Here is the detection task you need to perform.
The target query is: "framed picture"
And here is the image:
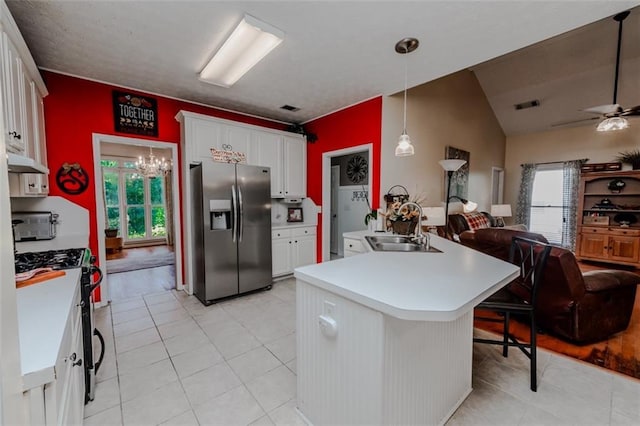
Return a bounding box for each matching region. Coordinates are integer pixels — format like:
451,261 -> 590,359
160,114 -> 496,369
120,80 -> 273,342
287,207 -> 304,223
445,146 -> 470,199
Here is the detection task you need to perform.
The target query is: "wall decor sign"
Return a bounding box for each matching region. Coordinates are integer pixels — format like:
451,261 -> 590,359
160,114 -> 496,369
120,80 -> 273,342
211,148 -> 247,164
56,162 -> 89,195
113,91 -> 158,137
445,146 -> 470,199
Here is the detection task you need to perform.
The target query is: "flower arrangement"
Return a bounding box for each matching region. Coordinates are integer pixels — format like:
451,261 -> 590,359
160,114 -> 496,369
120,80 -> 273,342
384,191 -> 427,235
616,150 -> 640,170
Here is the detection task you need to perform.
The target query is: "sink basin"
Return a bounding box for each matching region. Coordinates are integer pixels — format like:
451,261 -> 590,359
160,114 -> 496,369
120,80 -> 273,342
366,235 -> 414,244
365,236 -> 442,253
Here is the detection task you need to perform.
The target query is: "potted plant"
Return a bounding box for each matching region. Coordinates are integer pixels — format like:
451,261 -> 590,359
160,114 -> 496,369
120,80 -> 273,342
616,150 -> 640,170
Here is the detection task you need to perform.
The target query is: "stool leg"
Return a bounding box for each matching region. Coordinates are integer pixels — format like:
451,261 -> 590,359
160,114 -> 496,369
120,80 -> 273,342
503,312 -> 510,357
530,312 -> 537,392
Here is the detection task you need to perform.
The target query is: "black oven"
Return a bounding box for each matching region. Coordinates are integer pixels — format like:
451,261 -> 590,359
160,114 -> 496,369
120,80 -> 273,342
14,248 -> 105,403
81,254 -> 104,403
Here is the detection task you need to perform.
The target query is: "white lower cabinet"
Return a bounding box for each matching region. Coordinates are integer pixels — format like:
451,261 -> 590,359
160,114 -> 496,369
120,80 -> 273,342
25,287 -> 84,425
343,237 -> 364,257
272,226 -> 316,277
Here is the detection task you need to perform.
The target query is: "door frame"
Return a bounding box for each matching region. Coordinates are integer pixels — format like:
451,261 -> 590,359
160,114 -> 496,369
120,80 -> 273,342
321,143 -> 373,262
92,133 -> 183,305
330,165 -> 340,255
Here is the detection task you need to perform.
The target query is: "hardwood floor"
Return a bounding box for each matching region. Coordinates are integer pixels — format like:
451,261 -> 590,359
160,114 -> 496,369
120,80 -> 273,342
476,260 -> 640,378
106,244 -> 174,261
106,245 -> 176,301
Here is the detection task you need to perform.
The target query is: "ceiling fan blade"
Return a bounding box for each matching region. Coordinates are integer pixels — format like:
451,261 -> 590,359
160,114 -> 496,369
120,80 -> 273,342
581,104 -> 621,115
550,117 -> 600,128
620,105 -> 640,116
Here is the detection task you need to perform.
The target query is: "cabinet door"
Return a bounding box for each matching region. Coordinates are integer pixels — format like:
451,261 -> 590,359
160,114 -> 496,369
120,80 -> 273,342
283,136 -> 306,198
293,235 -> 316,268
191,118 -> 222,160
35,89 -> 49,195
272,237 -> 292,276
608,235 -> 639,263
221,124 -> 253,164
20,63 -> 35,157
3,34 -> 25,154
578,232 -> 608,258
254,132 -> 283,197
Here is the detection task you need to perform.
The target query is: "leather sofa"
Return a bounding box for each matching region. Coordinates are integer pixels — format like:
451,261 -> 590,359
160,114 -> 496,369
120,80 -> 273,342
447,211 -> 496,239
462,228 -> 639,343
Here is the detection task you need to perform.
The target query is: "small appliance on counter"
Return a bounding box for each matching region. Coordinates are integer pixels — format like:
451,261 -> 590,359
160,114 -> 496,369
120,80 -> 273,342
11,211 -> 59,241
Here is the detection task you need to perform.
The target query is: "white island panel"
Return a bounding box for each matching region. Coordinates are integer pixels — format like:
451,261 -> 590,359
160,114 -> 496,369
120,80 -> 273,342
294,233 -> 519,425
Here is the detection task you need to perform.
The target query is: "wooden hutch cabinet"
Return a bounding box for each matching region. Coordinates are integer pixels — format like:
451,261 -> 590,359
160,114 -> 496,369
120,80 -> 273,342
575,170 -> 640,267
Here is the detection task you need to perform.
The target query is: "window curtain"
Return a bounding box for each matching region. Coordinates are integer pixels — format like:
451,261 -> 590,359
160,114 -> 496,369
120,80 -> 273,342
164,170 -> 174,246
515,163 -> 537,228
561,159 -> 587,250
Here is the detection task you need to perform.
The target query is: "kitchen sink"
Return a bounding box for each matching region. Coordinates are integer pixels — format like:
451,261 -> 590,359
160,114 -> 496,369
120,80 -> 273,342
365,236 -> 442,253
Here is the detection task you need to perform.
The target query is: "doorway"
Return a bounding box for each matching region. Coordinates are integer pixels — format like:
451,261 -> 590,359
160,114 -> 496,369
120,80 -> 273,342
92,134 -> 182,304
322,144 -> 373,262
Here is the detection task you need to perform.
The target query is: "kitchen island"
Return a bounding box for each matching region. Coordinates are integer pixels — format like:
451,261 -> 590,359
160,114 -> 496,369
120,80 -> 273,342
293,233 -> 519,425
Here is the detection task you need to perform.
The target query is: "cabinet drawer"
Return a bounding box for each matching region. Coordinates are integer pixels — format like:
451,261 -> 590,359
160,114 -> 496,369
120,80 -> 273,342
272,229 -> 292,239
582,227 -> 609,234
291,226 -> 316,237
608,228 -> 640,237
344,238 -> 363,252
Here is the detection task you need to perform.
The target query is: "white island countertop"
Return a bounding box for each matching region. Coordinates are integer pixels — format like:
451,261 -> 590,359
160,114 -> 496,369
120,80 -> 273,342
294,233 -> 519,322
17,269 -> 81,390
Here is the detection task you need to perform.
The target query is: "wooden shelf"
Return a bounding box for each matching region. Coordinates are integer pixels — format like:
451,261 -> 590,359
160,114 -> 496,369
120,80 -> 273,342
583,209 -> 640,213
576,170 -> 640,268
584,192 -> 640,196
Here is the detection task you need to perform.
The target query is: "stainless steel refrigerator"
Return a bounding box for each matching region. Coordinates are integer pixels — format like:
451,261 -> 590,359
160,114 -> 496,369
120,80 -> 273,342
190,162 -> 272,305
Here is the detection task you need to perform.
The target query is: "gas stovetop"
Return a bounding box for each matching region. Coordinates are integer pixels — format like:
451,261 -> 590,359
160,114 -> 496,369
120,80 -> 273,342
15,248 -> 87,273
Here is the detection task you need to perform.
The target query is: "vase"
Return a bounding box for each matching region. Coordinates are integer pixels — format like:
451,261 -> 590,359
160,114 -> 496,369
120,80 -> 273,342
391,219 -> 417,235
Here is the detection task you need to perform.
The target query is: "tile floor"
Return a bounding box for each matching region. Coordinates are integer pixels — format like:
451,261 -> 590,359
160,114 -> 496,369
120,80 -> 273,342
85,278 -> 640,426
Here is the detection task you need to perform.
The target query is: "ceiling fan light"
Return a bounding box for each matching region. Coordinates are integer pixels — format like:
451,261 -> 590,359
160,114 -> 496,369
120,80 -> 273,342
597,116 -> 629,132
395,133 -> 414,156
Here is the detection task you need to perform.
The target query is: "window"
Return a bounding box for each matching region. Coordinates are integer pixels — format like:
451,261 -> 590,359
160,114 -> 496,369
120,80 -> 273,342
101,158 -> 166,243
530,167 -> 563,244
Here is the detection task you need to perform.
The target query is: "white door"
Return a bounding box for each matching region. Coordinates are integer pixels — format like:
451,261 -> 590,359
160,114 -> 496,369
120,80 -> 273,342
330,165 -> 339,254
254,132 -> 283,197
283,136 -> 306,198
272,238 -> 292,276
294,235 -> 316,268
337,186 -> 369,256
222,124 -> 253,164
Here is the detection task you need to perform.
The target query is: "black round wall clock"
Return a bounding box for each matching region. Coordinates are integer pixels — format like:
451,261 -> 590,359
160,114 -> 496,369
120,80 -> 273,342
346,155 -> 367,184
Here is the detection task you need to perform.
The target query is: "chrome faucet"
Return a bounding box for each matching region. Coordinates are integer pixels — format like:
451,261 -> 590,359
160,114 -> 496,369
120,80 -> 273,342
397,202 -> 429,248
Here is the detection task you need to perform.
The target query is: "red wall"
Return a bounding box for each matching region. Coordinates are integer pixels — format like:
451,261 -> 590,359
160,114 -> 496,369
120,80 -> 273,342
42,71 -> 286,299
304,97 -> 382,259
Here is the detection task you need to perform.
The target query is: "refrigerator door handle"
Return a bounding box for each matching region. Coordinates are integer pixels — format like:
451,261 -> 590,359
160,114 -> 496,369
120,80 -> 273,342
231,184 -> 238,243
238,185 -> 244,242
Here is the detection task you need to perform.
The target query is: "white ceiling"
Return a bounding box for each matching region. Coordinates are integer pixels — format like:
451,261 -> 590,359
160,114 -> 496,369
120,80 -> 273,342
6,1 -> 640,135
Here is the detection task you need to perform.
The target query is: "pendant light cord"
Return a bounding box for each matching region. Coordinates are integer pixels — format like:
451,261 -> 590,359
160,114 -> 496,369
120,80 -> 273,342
403,50 -> 408,134
613,15 -> 623,105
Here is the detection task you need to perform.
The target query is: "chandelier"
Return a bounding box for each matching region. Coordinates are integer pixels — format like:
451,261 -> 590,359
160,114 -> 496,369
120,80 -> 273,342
135,147 -> 170,177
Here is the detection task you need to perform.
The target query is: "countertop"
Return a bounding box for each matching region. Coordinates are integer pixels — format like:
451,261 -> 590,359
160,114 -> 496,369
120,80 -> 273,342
17,269 -> 81,390
294,232 -> 519,322
272,222 -> 316,230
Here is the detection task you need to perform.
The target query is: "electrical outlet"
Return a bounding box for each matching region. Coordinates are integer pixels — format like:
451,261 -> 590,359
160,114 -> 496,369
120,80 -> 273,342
324,301 -> 336,316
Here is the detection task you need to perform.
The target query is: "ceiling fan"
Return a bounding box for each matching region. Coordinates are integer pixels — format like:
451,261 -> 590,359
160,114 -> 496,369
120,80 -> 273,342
583,10 -> 639,131
553,10 -> 640,130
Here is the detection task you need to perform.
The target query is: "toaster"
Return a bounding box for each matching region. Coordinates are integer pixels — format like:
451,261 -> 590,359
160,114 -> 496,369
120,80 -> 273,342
12,211 -> 59,241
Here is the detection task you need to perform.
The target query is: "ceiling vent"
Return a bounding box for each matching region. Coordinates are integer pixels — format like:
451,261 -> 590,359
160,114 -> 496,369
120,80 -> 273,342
514,100 -> 540,110
280,104 -> 300,112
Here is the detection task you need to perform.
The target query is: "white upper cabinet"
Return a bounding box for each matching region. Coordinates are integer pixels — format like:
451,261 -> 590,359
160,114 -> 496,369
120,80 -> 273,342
253,131 -> 283,197
177,111 -> 307,199
2,1 -> 49,197
283,135 -> 306,198
3,33 -> 24,154
221,124 -> 254,164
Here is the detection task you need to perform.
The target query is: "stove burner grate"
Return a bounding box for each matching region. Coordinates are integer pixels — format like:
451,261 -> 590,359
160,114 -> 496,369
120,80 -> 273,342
15,248 -> 86,273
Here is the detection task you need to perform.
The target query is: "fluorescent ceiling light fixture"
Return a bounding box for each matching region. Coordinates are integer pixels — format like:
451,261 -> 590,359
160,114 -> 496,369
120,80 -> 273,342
200,14 -> 284,88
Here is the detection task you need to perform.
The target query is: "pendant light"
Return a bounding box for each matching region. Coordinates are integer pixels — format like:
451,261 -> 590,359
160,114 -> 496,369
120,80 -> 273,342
394,37 -> 419,157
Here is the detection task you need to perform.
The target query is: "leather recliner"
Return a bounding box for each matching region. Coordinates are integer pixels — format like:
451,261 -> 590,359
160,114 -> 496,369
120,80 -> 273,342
461,228 -> 639,343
